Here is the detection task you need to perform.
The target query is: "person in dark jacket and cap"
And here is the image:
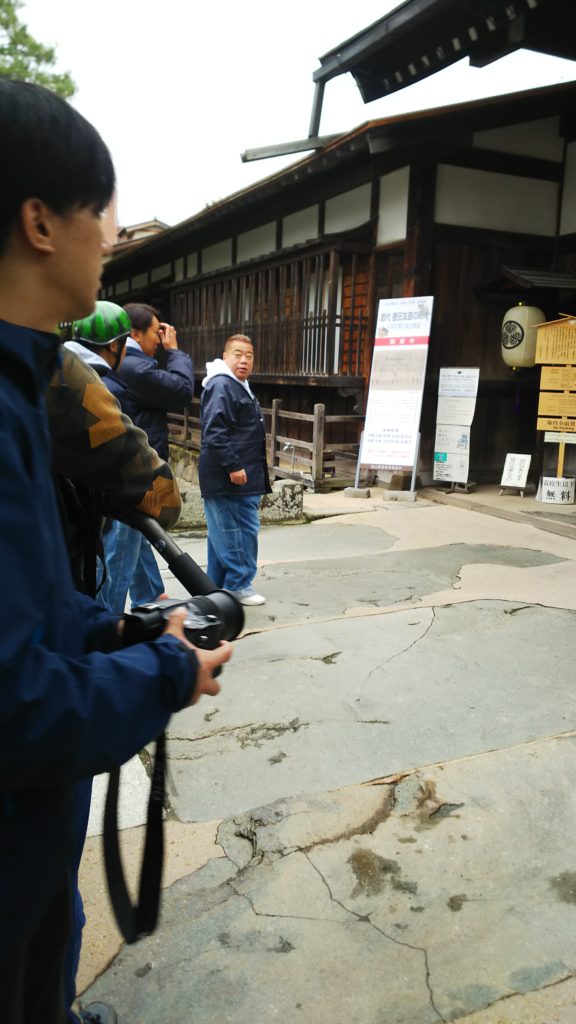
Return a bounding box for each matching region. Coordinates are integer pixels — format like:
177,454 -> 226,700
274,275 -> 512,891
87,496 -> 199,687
0,78 -> 231,1024
199,334 -> 272,606
66,300 -> 171,614
65,299 -> 131,405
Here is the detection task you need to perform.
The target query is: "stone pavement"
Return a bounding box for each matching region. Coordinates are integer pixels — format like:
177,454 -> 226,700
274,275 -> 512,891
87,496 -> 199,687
79,489 -> 576,1023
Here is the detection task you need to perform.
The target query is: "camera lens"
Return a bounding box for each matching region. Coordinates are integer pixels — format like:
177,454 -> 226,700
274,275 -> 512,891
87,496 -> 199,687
188,591 -> 244,641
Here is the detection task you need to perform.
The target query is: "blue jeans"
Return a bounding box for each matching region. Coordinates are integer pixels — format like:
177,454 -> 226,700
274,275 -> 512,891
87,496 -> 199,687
96,519 -> 165,615
204,495 -> 261,592
65,780 -> 92,1021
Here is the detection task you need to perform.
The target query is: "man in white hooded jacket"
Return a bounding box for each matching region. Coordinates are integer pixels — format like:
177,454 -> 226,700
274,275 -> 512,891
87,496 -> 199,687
198,334 -> 271,606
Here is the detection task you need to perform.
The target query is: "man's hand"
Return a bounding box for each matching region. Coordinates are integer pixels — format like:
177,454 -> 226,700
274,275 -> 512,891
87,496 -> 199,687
229,469 -> 247,485
159,322 -> 178,350
163,608 -> 232,704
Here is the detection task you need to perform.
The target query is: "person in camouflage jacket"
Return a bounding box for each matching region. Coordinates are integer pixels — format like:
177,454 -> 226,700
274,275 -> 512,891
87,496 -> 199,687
47,344 -> 181,530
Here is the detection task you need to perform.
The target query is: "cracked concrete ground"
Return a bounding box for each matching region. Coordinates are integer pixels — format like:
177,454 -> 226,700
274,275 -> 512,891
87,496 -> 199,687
80,495 -> 576,1022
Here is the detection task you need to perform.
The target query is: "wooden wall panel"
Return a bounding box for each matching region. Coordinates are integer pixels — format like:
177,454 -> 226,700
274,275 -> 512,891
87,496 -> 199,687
430,240 -> 525,379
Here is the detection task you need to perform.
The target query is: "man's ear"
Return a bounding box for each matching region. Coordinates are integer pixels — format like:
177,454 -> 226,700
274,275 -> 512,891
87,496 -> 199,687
20,198 -> 57,253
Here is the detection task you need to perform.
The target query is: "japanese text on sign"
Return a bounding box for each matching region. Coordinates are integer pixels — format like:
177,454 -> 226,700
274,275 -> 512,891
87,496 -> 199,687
362,296 -> 433,469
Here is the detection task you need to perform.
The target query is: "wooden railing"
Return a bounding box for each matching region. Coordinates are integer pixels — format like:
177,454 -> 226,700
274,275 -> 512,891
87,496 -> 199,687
169,398 -> 202,451
175,312 -> 367,378
167,399 -> 364,491
267,400 -> 363,489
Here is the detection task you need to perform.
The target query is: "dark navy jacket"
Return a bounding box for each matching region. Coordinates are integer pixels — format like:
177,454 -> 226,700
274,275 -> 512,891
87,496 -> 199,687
96,362 -> 127,405
83,355 -> 137,425
118,343 -> 194,460
0,320 -> 197,959
198,372 -> 272,498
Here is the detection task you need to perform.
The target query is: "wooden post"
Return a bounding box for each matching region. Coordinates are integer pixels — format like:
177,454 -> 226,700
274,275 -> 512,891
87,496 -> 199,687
270,398 -> 281,474
403,160 -> 436,298
312,403 -> 325,490
558,381 -> 570,477
557,441 -> 566,478
326,250 -> 339,374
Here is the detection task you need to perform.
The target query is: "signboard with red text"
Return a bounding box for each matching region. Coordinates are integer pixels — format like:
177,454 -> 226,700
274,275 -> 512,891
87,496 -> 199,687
361,296 -> 433,469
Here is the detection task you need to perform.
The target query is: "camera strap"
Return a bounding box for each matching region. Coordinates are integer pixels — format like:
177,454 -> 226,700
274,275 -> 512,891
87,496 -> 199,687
103,732 -> 166,944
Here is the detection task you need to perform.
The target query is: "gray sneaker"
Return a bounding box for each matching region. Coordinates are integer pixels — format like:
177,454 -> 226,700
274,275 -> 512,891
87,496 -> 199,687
234,587 -> 266,606
78,1003 -> 118,1024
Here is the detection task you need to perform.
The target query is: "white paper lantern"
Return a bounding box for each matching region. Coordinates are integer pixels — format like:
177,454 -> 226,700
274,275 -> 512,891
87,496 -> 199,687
501,304 -> 545,368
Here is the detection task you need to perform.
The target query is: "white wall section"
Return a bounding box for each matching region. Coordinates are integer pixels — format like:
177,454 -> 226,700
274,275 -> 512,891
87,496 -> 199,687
435,164 -> 558,235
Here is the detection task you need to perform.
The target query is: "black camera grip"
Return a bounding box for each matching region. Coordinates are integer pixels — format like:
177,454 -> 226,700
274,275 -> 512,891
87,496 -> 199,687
165,550 -> 214,596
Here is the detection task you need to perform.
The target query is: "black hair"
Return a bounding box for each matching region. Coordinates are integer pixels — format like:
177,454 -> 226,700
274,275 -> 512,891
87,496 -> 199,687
0,78 -> 115,254
81,336 -> 127,371
224,334 -> 253,350
123,303 -> 160,332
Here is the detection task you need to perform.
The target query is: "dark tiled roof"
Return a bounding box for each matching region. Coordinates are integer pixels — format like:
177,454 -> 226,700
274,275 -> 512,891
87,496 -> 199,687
489,266 -> 576,292
316,0 -> 576,101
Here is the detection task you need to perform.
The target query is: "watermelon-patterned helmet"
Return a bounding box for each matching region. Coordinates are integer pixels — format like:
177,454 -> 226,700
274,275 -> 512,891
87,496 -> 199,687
73,300 -> 131,346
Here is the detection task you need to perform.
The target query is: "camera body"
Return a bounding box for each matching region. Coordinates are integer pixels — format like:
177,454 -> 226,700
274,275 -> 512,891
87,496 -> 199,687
123,592 -> 244,651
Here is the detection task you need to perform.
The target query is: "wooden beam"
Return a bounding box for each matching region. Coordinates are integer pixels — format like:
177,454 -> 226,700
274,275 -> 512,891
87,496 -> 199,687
403,160 -> 436,298
241,133 -> 340,163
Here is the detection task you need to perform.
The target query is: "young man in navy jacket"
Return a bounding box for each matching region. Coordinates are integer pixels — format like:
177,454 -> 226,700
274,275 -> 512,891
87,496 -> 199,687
120,302 -> 194,463
0,79 -> 231,1024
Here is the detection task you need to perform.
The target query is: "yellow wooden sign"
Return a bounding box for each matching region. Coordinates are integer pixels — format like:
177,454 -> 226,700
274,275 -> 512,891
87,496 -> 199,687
540,366 -> 576,391
537,416 -> 576,432
536,318 -> 576,365
538,392 -> 576,417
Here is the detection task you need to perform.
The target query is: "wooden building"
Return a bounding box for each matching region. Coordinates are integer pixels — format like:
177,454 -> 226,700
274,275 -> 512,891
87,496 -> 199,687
101,78 -> 576,482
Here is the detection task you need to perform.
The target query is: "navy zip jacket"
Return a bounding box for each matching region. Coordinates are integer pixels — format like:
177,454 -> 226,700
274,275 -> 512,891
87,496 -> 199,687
0,320 -> 197,959
65,341 -> 130,407
93,360 -> 127,404
118,343 -> 194,460
198,371 -> 272,498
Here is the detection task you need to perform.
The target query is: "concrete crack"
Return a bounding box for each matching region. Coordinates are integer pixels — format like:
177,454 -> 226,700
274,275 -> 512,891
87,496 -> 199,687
301,787 -> 396,852
385,607 -> 437,666
229,883 -> 343,925
447,970 -> 576,1022
218,789 -> 396,872
236,719 -> 304,750
168,718 -> 306,748
363,728 -> 576,788
365,608 -> 436,682
169,724 -> 257,743
303,851 -> 446,1022
261,652 -> 342,664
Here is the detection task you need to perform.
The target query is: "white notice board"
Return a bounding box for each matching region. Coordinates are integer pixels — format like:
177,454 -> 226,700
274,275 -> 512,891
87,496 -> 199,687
500,453 -> 531,489
433,367 -> 479,483
361,296 -> 434,469
434,424 -> 470,453
438,367 -> 480,397
544,432 -> 576,445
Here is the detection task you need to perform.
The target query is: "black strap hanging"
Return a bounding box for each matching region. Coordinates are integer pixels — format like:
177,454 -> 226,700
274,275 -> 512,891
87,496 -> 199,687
103,733 -> 166,943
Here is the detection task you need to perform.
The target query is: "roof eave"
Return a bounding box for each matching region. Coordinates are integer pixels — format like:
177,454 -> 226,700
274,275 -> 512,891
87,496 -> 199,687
104,79 -> 576,275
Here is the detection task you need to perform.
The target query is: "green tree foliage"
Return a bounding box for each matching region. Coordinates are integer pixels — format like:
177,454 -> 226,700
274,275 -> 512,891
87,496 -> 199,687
0,0 -> 75,98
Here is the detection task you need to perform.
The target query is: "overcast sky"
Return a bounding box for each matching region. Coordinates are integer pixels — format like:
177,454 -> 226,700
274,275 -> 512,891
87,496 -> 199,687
21,0 -> 576,229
